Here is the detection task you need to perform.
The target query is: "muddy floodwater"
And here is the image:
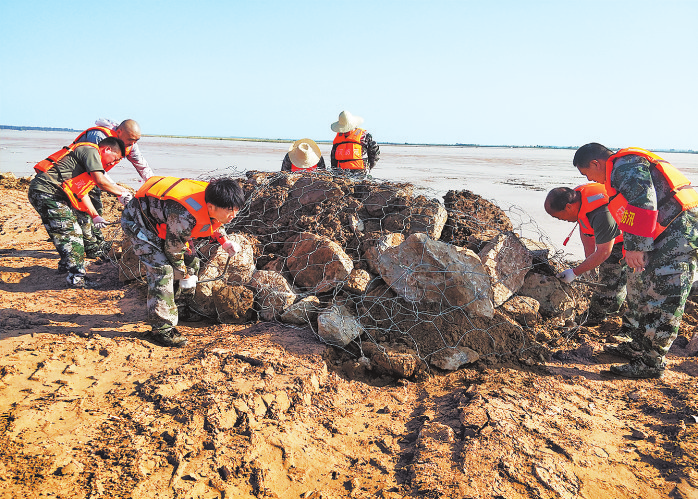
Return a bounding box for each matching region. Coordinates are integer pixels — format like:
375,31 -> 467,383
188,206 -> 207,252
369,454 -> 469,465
3,129 -> 697,259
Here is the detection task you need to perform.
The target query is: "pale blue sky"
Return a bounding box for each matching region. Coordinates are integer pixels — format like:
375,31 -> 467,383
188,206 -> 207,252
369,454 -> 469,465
1,0 -> 696,149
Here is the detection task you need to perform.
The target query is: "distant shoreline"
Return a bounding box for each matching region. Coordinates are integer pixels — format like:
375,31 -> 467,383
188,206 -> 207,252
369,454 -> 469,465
2,125 -> 695,154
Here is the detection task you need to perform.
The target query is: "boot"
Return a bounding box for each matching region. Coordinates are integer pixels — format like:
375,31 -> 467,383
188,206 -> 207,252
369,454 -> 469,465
149,327 -> 188,348
610,359 -> 665,379
604,341 -> 642,360
179,306 -> 205,322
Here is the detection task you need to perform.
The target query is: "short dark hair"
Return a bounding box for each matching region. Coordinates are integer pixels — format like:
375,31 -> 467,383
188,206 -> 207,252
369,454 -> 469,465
99,136 -> 126,157
205,177 -> 245,210
573,142 -> 613,168
545,187 -> 580,213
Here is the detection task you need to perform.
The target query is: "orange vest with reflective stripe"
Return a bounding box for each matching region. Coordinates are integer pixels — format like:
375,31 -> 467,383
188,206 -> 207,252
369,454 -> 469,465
333,129 -> 365,170
575,183 -> 623,245
136,176 -> 221,239
605,148 -> 698,239
33,142 -> 101,213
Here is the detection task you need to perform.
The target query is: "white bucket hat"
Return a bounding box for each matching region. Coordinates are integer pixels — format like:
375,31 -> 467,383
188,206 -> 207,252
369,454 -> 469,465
288,138 -> 322,169
331,110 -> 364,133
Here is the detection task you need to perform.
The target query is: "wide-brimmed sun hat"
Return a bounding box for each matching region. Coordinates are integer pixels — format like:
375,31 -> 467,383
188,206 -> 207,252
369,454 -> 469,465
331,110 -> 364,133
288,138 -> 322,169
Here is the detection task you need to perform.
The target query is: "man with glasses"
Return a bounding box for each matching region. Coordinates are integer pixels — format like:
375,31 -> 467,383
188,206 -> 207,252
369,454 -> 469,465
28,137 -> 131,288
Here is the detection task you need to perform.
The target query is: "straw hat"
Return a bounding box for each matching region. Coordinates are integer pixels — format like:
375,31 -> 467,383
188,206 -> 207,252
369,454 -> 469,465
331,110 -> 364,133
288,138 -> 322,169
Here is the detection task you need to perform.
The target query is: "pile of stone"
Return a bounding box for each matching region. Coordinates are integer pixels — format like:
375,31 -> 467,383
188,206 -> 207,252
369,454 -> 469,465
117,171 -> 584,376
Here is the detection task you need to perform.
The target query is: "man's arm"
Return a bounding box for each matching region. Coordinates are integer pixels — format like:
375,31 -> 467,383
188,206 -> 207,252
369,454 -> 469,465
363,132 -> 380,169
126,143 -> 154,181
90,171 -> 127,197
163,204 -> 199,276
580,232 -> 597,258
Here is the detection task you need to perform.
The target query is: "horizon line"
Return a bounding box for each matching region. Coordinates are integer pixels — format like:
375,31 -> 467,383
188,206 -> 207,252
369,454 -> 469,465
1,125 -> 696,154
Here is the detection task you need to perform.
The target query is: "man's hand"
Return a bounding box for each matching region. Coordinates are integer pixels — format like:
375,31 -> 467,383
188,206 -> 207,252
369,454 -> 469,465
556,268 -> 577,283
222,239 -> 242,256
118,191 -> 134,206
624,250 -> 647,272
92,215 -> 108,229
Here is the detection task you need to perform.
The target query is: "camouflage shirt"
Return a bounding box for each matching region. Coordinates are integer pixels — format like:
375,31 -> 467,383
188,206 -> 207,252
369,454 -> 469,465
610,154 -> 696,252
29,145 -> 105,198
126,196 -> 219,275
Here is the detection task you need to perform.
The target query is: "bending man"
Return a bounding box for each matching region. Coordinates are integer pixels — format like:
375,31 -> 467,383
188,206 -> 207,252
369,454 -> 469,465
574,143 -> 698,378
545,183 -> 626,325
121,176 -> 245,347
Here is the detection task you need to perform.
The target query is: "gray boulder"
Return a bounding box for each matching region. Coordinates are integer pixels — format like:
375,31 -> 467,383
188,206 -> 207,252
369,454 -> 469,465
317,303 -> 363,346
479,232 -> 533,307
248,270 -> 298,321
377,233 -> 494,318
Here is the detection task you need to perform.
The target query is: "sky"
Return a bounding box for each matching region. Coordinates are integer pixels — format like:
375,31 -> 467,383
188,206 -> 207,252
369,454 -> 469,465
1,0 -> 697,150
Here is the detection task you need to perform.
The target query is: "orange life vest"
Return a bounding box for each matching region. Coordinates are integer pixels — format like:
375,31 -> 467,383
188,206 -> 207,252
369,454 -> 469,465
73,126 -> 133,156
605,147 -> 698,239
136,176 -> 221,240
333,129 -> 365,170
33,142 -> 101,214
291,163 -> 319,172
575,182 -> 623,245
60,125 -> 136,209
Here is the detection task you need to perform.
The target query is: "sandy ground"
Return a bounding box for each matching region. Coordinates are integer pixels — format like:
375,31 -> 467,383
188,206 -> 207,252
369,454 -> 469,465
1,178 -> 698,499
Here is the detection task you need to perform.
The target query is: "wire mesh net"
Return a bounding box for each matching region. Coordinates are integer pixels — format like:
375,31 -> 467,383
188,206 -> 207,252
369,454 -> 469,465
105,167 -> 591,372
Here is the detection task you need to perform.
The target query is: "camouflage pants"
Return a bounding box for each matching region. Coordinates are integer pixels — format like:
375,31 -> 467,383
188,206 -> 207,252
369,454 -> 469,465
76,187 -> 104,256
588,243 -> 627,317
121,209 -> 199,330
625,210 -> 698,367
28,189 -> 88,277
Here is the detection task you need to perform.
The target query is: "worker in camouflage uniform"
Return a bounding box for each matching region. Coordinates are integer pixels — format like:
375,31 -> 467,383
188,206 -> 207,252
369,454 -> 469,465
574,143 -> 698,378
121,176 -> 245,347
28,137 -> 130,288
545,183 -> 627,325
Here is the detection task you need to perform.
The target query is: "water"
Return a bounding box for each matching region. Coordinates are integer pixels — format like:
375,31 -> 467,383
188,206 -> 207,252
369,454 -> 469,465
3,129 -> 698,260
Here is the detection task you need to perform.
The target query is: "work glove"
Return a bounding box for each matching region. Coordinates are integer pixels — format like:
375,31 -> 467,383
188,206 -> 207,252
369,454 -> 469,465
179,275 -> 198,289
118,191 -> 134,206
92,215 -> 108,229
221,239 -> 242,256
556,269 -> 577,283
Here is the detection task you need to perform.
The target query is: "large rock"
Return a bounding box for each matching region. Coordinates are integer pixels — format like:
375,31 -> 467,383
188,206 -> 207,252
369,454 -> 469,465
247,270 -> 298,321
362,342 -> 425,378
479,232 -> 533,307
212,285 -> 255,323
317,303 -> 363,346
500,295 -> 541,326
429,347 -> 480,370
363,232 -> 405,274
377,233 -> 494,318
284,232 -> 354,293
405,197 -> 448,240
280,296 -> 322,325
518,273 -> 575,319
288,177 -> 344,206
198,233 -> 256,285
362,185 -> 411,217
343,269 -> 373,295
